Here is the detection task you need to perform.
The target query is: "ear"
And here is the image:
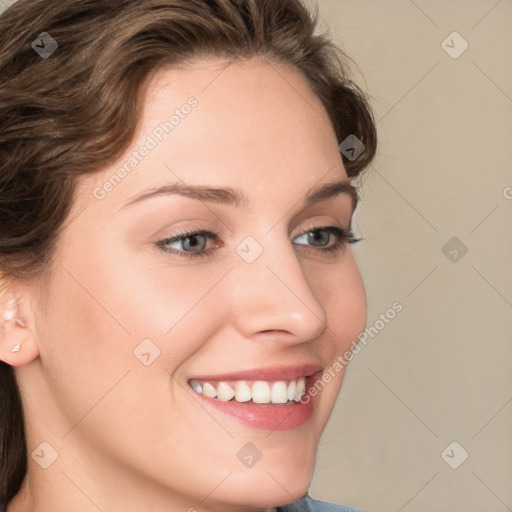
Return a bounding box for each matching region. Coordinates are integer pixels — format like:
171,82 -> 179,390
0,288 -> 39,366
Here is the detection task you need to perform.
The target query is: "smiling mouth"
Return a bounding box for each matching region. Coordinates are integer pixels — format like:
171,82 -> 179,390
188,377 -> 309,405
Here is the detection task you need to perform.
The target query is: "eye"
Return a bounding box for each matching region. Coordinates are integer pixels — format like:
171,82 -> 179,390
156,229 -> 220,259
155,226 -> 360,261
293,226 -> 360,254
295,229 -> 331,247
172,234 -> 207,252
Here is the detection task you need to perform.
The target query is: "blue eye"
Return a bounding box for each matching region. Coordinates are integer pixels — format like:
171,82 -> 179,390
293,227 -> 360,253
294,229 -> 331,247
168,234 -> 207,252
156,229 -> 219,259
156,226 -> 361,260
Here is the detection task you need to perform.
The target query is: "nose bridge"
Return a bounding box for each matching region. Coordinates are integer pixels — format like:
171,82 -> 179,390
229,233 -> 327,341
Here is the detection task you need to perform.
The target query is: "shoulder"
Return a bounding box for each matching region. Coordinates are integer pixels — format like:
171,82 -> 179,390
277,493 -> 370,512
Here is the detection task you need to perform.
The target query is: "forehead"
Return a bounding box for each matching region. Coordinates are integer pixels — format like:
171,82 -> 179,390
81,57 -> 349,211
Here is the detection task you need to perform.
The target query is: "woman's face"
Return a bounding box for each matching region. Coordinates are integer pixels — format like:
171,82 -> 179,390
26,58 -> 366,511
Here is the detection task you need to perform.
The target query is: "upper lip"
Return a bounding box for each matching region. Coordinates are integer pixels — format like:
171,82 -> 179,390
189,363 -> 323,382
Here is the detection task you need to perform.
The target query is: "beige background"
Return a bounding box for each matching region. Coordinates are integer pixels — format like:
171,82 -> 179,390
310,1 -> 512,511
1,0 -> 510,511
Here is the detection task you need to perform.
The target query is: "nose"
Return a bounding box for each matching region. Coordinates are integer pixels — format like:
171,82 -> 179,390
228,233 -> 328,344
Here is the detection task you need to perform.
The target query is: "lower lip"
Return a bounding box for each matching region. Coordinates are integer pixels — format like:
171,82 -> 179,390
191,375 -> 320,431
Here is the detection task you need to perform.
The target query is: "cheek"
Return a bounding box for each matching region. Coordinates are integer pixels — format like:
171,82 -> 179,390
99,254 -> 232,369
307,253 -> 367,350
36,253 -> 225,453
40,231 -> 230,399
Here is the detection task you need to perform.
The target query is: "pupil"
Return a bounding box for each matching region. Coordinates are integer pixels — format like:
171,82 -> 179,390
309,230 -> 329,246
185,235 -> 204,251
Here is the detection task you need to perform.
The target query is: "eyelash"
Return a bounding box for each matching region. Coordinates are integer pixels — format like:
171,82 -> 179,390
156,226 -> 362,260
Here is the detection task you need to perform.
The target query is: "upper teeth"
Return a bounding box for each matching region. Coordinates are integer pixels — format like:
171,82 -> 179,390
189,378 -> 307,404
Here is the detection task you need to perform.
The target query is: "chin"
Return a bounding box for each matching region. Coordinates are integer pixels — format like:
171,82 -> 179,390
220,474 -> 312,511
215,446 -> 316,509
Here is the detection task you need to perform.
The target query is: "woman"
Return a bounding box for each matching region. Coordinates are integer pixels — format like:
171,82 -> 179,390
0,0 -> 377,510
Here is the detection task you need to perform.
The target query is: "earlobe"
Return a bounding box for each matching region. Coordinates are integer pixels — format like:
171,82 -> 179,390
0,291 -> 39,366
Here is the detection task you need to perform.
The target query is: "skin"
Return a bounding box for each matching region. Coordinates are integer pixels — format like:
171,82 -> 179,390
1,57 -> 367,512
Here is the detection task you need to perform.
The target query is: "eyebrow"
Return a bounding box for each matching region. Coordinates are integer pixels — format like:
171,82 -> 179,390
118,179 -> 358,212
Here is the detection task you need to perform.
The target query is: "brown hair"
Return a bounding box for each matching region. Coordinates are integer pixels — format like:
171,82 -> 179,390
0,0 -> 377,506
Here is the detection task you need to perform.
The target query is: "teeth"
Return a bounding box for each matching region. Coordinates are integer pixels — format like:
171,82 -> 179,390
217,382 -> 235,402
252,381 -> 271,403
295,377 -> 306,402
287,380 -> 296,401
234,381 -> 252,402
271,381 -> 288,404
189,376 -> 311,404
202,382 -> 217,398
189,379 -> 202,394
